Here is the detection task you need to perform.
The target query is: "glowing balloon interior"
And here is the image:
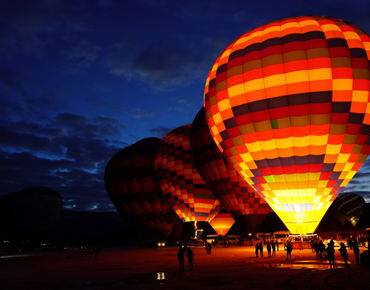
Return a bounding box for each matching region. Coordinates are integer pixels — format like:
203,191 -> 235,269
209,209 -> 235,236
204,16 -> 370,234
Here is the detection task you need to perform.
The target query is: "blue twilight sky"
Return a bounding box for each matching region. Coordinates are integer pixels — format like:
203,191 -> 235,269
1,0 -> 370,211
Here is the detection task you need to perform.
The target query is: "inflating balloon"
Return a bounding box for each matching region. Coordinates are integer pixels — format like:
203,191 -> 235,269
209,208 -> 235,236
104,138 -> 181,240
190,108 -> 271,234
0,187 -> 63,233
155,124 -> 222,223
336,193 -> 365,226
204,16 -> 370,234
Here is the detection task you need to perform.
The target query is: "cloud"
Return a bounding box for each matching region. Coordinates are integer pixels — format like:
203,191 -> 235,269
0,0 -> 95,53
132,108 -> 155,118
62,40 -> 101,74
0,149 -> 116,211
0,110 -> 129,211
0,67 -> 25,94
150,126 -> 174,138
107,36 -> 228,90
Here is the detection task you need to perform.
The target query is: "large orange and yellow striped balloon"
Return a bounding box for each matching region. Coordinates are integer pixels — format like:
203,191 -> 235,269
204,16 -> 370,234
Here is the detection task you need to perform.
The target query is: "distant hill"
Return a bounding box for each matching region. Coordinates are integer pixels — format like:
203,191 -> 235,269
47,210 -> 136,246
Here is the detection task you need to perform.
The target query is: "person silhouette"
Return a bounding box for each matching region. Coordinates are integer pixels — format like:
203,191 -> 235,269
286,242 -> 292,260
338,242 -> 349,269
177,246 -> 185,272
271,241 -> 276,257
352,239 -> 361,266
255,242 -> 259,257
187,247 -> 194,271
259,241 -> 263,257
267,242 -> 271,257
326,243 -> 335,269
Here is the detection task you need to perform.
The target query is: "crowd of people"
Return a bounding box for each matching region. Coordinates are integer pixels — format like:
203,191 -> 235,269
176,231 -> 368,272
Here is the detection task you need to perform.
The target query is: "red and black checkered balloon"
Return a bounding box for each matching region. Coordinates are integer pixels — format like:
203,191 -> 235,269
104,138 -> 181,240
190,108 -> 271,234
155,124 -> 222,223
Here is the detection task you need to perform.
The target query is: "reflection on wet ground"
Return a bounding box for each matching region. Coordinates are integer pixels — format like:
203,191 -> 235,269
0,254 -> 37,259
296,260 -> 352,264
258,263 -> 345,270
155,271 -> 196,285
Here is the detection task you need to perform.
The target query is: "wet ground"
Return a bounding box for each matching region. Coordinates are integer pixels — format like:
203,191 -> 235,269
1,245 -> 368,289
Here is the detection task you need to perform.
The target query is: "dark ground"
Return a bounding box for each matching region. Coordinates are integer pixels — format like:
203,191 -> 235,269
1,245 -> 369,289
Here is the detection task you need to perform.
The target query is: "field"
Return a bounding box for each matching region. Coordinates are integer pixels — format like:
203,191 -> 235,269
1,245 -> 369,289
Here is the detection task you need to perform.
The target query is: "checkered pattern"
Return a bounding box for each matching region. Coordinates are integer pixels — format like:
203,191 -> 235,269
104,138 -> 179,239
203,16 -> 370,234
155,124 -> 222,223
190,108 -> 271,219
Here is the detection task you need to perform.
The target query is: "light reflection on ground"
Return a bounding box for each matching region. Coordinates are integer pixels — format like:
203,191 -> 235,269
155,271 -> 196,283
258,263 -> 345,270
0,254 -> 37,259
296,260 -> 352,264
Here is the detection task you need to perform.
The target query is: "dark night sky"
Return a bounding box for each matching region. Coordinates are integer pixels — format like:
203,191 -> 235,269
1,0 -> 370,212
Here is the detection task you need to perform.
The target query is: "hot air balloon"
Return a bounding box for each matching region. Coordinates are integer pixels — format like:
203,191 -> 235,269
209,208 -> 235,236
190,108 -> 271,234
336,193 -> 365,226
155,124 -> 222,233
203,16 -> 370,234
0,187 -> 63,238
104,138 -> 181,240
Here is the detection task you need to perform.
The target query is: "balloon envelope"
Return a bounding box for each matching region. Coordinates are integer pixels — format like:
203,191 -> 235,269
104,138 -> 181,240
336,193 -> 365,226
0,187 -> 63,234
155,124 -> 222,223
190,108 -> 270,234
204,16 -> 370,234
209,208 -> 235,236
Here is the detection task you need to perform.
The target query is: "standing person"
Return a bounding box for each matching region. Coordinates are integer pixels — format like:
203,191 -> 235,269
314,241 -> 320,258
177,246 -> 184,272
275,240 -> 279,251
206,242 -> 212,254
255,242 -> 259,257
319,241 -> 325,259
338,242 -> 350,269
267,242 -> 271,257
326,243 -> 335,269
347,237 -> 353,250
271,241 -> 276,257
352,239 -> 361,266
187,247 -> 194,271
286,242 -> 292,260
259,241 -> 263,257
94,248 -> 98,261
